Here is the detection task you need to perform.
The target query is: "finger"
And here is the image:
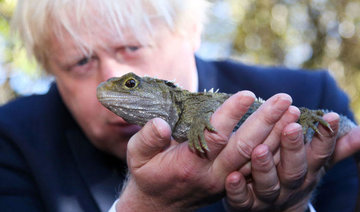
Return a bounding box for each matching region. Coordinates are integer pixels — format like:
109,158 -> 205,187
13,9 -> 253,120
238,162 -> 252,178
240,107 -> 299,176
245,149 -> 282,176
204,91 -> 256,157
224,171 -> 253,211
210,91 -> 256,137
277,123 -> 307,189
251,144 -> 280,203
307,112 -> 339,173
127,118 -> 172,169
332,126 -> 360,163
214,93 -> 292,174
264,106 -> 301,153
273,149 -> 280,166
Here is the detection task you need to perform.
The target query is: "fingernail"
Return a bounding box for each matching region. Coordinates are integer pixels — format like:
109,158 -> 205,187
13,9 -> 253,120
255,145 -> 269,162
275,94 -> 293,105
239,91 -> 256,105
325,112 -> 340,123
241,90 -> 256,98
152,118 -> 167,138
287,131 -> 300,141
283,123 -> 301,141
230,177 -> 240,187
289,105 -> 300,116
271,94 -> 292,113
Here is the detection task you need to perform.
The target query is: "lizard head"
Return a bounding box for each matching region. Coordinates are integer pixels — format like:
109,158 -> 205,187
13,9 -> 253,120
97,72 -> 180,127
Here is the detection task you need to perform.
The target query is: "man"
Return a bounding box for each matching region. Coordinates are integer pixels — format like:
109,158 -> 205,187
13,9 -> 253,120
1,0 -> 359,211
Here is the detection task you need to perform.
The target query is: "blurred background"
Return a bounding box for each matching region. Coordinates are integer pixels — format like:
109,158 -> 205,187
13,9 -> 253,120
0,0 -> 359,121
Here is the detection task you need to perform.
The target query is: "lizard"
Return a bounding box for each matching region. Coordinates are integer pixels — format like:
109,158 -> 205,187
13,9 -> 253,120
96,72 -> 356,153
96,72 -> 360,211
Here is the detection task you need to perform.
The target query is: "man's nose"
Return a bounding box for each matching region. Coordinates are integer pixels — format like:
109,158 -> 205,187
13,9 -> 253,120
99,57 -> 130,81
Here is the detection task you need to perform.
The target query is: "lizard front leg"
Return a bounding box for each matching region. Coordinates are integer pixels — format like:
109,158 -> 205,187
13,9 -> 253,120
187,111 -> 216,153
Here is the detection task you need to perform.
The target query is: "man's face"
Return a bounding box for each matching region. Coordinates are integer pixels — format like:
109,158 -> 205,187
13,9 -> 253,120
47,25 -> 200,160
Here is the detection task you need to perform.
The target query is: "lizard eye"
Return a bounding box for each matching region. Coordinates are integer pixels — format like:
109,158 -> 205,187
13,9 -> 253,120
125,78 -> 137,88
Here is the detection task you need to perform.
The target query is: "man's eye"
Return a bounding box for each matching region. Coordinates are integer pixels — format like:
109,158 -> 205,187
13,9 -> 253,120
77,57 -> 90,66
124,46 -> 140,53
115,46 -> 143,61
66,56 -> 96,78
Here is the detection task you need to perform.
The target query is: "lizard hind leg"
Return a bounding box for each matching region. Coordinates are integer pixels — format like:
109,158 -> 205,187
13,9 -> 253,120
299,108 -> 333,141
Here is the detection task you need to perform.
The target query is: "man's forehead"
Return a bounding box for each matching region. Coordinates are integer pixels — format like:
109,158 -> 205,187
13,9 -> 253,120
53,15 -> 170,50
47,23 -> 156,63
51,1 -> 165,43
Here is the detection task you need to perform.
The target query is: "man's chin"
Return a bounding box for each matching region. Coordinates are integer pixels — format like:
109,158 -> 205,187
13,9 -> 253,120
87,124 -> 141,160
108,123 -> 141,136
97,135 -> 129,160
102,124 -> 141,159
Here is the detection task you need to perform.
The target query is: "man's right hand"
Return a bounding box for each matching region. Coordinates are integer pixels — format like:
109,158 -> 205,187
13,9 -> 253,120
224,112 -> 342,211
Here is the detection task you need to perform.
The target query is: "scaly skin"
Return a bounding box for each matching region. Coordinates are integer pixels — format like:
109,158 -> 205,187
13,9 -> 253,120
96,72 -> 356,153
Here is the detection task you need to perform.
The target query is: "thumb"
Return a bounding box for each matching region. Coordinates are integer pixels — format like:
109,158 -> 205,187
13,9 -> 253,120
127,118 -> 172,169
332,126 -> 360,163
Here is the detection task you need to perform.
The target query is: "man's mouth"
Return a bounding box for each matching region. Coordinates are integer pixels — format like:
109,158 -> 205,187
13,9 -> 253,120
107,117 -> 141,135
108,116 -> 131,125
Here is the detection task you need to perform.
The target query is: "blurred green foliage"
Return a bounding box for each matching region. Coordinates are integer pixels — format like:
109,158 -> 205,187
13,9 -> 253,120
226,0 -> 360,121
0,0 -> 41,104
0,0 -> 17,104
0,0 -> 359,122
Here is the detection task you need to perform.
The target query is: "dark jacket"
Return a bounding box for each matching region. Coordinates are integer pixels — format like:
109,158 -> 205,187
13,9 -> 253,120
0,58 -> 357,212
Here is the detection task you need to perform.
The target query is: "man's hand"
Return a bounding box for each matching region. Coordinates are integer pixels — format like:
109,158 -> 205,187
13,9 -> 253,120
115,91 -> 294,211
224,112 -> 341,211
330,125 -> 360,164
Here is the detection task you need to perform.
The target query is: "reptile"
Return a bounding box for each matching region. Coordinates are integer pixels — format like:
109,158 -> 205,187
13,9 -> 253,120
96,72 -> 360,210
96,72 -> 356,153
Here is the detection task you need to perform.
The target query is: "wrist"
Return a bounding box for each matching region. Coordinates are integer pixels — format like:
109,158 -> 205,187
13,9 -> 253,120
116,178 -> 183,212
280,198 -> 311,212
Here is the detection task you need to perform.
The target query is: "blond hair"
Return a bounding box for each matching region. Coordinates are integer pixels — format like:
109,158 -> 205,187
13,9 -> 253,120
11,0 -> 209,69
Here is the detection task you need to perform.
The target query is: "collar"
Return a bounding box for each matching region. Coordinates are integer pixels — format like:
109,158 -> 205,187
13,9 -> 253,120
195,56 -> 219,92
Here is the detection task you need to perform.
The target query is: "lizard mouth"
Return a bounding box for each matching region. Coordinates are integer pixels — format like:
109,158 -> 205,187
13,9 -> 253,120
97,95 -> 120,102
96,88 -> 126,104
96,81 -> 121,100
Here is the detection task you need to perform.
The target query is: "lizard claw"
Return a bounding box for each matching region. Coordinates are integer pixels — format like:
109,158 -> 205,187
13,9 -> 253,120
317,115 -> 333,133
299,107 -> 333,141
187,117 -> 215,153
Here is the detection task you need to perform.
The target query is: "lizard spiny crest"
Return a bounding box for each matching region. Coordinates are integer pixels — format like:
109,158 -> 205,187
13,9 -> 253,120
97,72 -> 356,153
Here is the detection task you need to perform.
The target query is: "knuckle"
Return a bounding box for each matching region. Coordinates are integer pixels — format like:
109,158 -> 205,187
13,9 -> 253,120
282,169 -> 307,189
256,182 -> 280,202
273,122 -> 285,136
253,154 -> 272,172
207,178 -> 222,194
283,135 -> 303,150
205,130 -> 228,147
176,162 -> 198,183
262,108 -> 284,125
226,194 -> 254,211
227,108 -> 246,123
236,140 -> 254,160
304,176 -> 319,192
139,131 -> 160,150
312,150 -> 333,163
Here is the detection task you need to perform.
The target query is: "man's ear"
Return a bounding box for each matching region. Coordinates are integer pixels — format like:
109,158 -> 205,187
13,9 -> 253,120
188,22 -> 203,52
